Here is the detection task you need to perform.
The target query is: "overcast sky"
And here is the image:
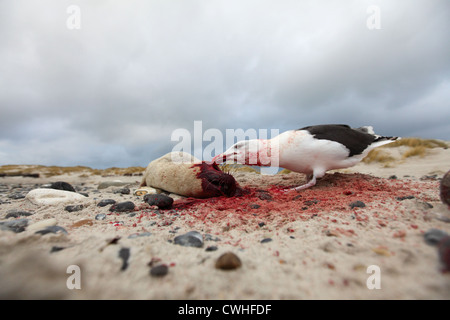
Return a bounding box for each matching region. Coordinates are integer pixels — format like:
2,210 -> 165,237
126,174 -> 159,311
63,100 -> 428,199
1,0 -> 449,168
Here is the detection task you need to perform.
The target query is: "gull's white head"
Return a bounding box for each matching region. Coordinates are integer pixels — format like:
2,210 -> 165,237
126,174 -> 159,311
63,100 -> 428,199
212,139 -> 277,166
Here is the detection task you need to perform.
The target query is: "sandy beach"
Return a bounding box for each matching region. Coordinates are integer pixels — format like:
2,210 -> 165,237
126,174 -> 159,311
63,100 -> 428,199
0,141 -> 449,300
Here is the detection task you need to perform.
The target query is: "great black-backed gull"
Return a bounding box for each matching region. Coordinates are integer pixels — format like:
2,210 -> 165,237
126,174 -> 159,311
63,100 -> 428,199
212,124 -> 399,190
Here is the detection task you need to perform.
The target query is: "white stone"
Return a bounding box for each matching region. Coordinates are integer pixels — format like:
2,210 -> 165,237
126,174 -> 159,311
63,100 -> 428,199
25,188 -> 89,206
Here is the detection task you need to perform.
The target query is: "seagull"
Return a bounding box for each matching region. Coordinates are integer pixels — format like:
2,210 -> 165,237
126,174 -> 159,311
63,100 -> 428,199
212,124 -> 399,190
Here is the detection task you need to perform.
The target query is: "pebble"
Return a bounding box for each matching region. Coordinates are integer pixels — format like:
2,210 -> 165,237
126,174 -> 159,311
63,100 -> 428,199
118,247 -> 130,271
249,204 -> 261,209
261,238 -> 272,243
49,181 -> 76,192
424,229 -> 449,246
35,225 -> 68,235
114,187 -> 130,195
8,193 -> 26,199
95,214 -> 107,220
150,264 -> 169,277
109,201 -> 136,213
396,195 -> 415,201
70,219 -> 93,228
440,170 -> 450,207
98,180 -> 129,190
0,218 -> 28,233
438,236 -> 450,272
215,252 -> 242,270
144,194 -> 174,210
174,231 -> 204,248
97,199 -> 116,207
204,234 -> 221,242
257,191 -> 273,201
205,245 -> 218,252
25,188 -> 89,206
5,210 -> 33,218
349,200 -> 366,209
65,204 -> 84,212
128,232 -> 152,239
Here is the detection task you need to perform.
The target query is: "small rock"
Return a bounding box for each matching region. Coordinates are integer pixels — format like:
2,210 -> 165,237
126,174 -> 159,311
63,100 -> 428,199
49,181 -> 76,192
389,175 -> 397,180
258,222 -> 265,227
424,229 -> 449,246
174,231 -> 203,248
205,245 -> 218,252
396,195 -> 415,201
50,246 -> 65,253
260,238 -> 272,243
0,219 -> 28,233
5,210 -> 33,219
304,199 -> 319,206
70,219 -> 93,228
215,252 -> 242,270
349,200 -> 366,209
97,199 -> 116,207
65,204 -> 84,212
114,187 -> 130,195
257,191 -> 273,201
8,193 -> 25,199
118,247 -> 130,271
438,236 -> 450,272
144,194 -> 174,210
150,264 -> 169,277
249,204 -> 260,209
440,170 -> 450,207
128,232 -> 151,239
35,225 -> 68,235
95,214 -> 107,220
98,180 -> 129,190
26,188 -> 89,206
204,234 -> 221,242
109,201 -> 136,212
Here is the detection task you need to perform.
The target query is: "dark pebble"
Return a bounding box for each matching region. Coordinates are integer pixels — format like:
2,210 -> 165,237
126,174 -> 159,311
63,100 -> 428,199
150,264 -> 169,277
258,222 -> 265,227
304,199 -> 319,206
0,218 -> 28,233
97,199 -> 116,207
389,175 -> 398,180
260,238 -> 272,243
5,210 -> 33,218
49,181 -> 76,192
174,231 -> 203,248
35,226 -> 68,235
205,245 -> 218,252
50,246 -> 66,253
424,229 -> 449,246
396,195 -> 415,201
249,204 -> 260,209
114,187 -> 130,195
118,247 -> 130,271
349,200 -> 366,208
440,170 -> 450,207
438,236 -> 450,272
204,234 -> 221,242
95,213 -> 107,220
257,192 -> 273,201
65,204 -> 84,212
215,252 -> 242,270
144,194 -> 174,210
109,201 -> 136,212
8,193 -> 25,199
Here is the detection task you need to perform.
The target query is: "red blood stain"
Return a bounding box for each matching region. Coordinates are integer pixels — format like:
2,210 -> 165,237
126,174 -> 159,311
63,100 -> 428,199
168,173 -> 439,230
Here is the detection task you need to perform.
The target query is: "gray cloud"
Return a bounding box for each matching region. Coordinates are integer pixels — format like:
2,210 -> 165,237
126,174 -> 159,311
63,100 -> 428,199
1,0 -> 449,168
